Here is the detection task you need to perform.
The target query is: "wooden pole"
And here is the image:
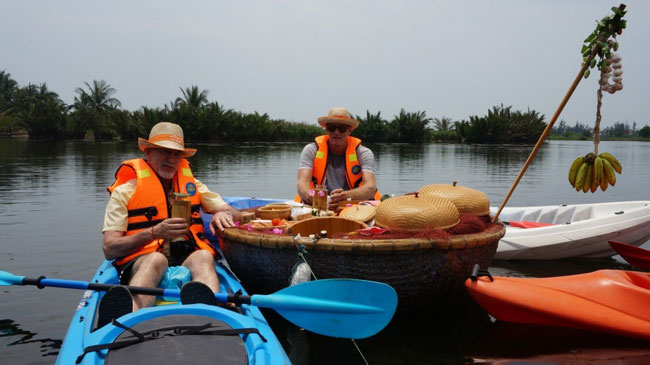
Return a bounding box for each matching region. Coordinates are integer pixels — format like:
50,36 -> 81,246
492,4 -> 626,222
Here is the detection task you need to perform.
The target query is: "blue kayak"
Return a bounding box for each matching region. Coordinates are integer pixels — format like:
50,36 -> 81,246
56,259 -> 290,364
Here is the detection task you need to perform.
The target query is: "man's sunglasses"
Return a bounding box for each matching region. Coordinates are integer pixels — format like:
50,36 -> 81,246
326,124 -> 349,133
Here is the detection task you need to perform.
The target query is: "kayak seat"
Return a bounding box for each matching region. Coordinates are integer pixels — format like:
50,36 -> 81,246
82,315 -> 263,364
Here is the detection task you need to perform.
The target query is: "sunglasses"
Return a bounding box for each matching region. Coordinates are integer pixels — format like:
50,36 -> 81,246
326,124 -> 349,133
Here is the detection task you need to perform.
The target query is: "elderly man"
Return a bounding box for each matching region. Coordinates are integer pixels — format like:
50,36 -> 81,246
98,122 -> 240,327
296,107 -> 380,210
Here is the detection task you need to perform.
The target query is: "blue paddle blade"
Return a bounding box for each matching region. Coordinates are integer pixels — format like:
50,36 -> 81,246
0,270 -> 25,286
251,278 -> 398,339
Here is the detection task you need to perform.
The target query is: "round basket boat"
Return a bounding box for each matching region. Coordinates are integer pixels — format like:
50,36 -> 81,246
219,217 -> 505,311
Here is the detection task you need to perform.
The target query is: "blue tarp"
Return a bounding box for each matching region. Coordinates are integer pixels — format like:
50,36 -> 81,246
201,196 -> 283,240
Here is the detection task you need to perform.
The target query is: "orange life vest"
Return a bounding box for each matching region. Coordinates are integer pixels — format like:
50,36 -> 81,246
107,158 -> 215,266
295,135 -> 380,202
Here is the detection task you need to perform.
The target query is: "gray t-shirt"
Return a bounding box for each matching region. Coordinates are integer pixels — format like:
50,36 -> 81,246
299,142 -> 376,192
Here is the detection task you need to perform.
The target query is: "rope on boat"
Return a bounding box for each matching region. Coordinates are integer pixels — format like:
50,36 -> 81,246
290,234 -> 369,365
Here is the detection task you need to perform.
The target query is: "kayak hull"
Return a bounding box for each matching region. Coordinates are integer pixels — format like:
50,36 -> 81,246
56,260 -> 290,364
492,201 -> 650,259
465,269 -> 650,340
609,240 -> 650,270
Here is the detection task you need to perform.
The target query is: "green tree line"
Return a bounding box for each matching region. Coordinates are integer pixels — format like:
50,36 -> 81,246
3,70 -> 646,144
550,119 -> 650,140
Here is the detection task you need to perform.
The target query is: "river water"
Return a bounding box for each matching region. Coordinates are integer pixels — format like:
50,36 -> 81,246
1,138 -> 649,364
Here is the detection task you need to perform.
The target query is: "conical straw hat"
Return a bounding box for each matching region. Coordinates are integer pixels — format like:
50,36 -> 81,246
339,204 -> 376,223
419,183 -> 490,216
375,194 -> 459,231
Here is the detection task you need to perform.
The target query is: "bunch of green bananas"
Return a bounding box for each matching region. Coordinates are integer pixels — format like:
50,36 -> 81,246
568,152 -> 622,193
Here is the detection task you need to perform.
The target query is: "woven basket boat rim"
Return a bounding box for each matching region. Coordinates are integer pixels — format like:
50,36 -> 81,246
220,223 -> 505,252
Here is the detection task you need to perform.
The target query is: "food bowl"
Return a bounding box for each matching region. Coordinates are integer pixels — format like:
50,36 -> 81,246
287,216 -> 367,236
256,204 -> 292,220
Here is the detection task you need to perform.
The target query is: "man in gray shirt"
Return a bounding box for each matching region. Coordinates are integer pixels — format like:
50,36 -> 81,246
296,107 -> 379,210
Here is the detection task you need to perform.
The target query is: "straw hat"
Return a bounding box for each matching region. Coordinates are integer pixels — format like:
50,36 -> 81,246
317,107 -> 359,131
419,183 -> 490,216
375,194 -> 460,231
138,122 -> 197,157
339,204 -> 377,223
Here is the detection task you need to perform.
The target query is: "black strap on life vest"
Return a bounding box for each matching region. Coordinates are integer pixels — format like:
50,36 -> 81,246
127,206 -> 158,221
127,219 -> 164,231
75,319 -> 266,364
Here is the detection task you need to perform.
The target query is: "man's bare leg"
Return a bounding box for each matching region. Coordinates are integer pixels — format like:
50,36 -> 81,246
183,250 -> 219,292
128,252 -> 168,310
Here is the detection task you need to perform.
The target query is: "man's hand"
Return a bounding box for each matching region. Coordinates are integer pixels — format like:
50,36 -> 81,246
328,188 -> 348,210
210,211 -> 236,235
154,218 -> 189,240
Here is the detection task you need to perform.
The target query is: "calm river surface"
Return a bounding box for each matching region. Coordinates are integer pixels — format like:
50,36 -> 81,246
1,138 -> 649,364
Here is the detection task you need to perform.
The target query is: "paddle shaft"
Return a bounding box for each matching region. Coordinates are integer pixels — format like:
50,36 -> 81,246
19,276 -> 255,305
22,276 -> 378,311
19,275 -> 386,311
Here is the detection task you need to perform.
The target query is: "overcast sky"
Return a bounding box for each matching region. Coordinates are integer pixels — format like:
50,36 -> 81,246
2,1 -> 648,128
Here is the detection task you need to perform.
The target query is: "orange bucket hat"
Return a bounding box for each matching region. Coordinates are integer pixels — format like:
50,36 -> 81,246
138,122 -> 197,157
317,107 -> 359,131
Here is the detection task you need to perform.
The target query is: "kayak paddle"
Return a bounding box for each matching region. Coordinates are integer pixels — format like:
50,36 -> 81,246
0,270 -> 397,339
609,240 -> 650,270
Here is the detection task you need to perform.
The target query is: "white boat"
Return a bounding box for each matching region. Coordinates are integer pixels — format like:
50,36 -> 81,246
491,201 -> 650,260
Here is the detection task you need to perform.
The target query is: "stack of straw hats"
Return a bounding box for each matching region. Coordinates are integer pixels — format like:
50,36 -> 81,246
375,194 -> 460,231
419,182 -> 490,216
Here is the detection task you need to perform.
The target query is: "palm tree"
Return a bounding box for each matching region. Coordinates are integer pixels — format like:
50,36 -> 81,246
72,80 -> 121,140
74,80 -> 121,113
173,85 -> 210,141
0,70 -> 18,113
175,85 -> 208,109
390,109 -> 431,143
355,111 -> 389,142
11,83 -> 66,139
432,117 -> 455,132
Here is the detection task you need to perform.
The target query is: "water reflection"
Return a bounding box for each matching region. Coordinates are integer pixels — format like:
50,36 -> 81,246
0,319 -> 61,359
0,141 -> 67,202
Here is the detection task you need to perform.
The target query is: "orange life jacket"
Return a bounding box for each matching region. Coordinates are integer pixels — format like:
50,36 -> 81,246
295,135 -> 380,202
107,158 -> 215,266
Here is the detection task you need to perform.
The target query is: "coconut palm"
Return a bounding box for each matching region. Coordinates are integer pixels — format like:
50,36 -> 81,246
11,83 -> 66,139
432,117 -> 455,132
0,70 -> 18,113
390,109 -> 432,143
354,111 -> 389,142
74,80 -> 121,113
175,85 -> 209,109
72,80 -> 121,140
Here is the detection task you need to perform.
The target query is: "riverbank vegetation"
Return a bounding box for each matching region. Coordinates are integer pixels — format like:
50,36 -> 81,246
2,70 -> 648,144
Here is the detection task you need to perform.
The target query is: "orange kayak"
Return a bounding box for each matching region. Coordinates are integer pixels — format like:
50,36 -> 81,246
465,270 -> 650,340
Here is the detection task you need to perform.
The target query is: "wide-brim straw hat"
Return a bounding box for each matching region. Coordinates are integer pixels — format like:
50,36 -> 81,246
138,122 -> 197,157
317,107 -> 359,131
339,204 -> 377,223
375,194 -> 460,231
419,183 -> 490,216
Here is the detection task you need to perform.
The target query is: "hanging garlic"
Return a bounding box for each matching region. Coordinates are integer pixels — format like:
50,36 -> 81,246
613,69 -> 623,77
